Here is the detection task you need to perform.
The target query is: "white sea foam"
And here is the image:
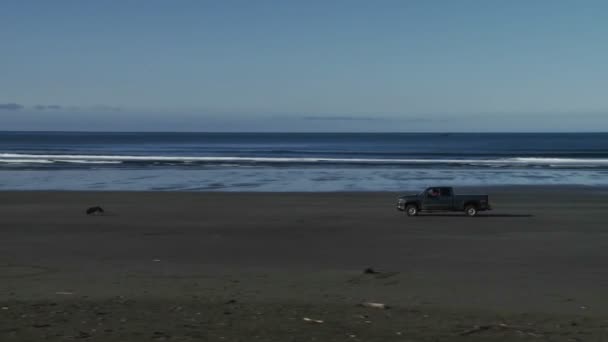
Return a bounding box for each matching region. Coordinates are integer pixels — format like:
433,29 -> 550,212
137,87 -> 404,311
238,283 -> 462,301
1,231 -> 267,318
55,160 -> 123,164
1,168 -> 607,191
1,153 -> 607,166
0,158 -> 55,164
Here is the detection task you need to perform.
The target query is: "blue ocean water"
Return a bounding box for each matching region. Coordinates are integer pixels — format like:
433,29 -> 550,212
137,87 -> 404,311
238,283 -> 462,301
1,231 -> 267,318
1,132 -> 607,191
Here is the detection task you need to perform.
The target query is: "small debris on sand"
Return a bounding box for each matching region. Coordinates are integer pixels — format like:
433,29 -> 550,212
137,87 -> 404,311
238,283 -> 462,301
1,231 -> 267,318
360,302 -> 389,309
77,331 -> 92,339
302,317 -> 324,324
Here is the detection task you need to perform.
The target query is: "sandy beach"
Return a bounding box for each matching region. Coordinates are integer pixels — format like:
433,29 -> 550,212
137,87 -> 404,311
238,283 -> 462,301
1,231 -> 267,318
1,187 -> 608,341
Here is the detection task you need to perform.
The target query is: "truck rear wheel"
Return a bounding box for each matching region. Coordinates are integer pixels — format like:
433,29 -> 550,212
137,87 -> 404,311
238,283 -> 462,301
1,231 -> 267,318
465,205 -> 477,217
406,205 -> 418,216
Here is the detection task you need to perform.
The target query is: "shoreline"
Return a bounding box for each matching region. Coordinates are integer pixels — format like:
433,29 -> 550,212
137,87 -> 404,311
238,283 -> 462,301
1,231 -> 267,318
3,166 -> 608,192
2,183 -> 608,191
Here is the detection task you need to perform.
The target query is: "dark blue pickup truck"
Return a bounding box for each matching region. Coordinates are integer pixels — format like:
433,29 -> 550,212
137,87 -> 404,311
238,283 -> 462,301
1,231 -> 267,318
396,187 -> 491,217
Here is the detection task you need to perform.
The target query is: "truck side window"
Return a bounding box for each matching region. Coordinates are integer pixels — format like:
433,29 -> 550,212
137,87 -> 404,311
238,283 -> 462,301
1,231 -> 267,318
427,188 -> 440,198
440,188 -> 452,197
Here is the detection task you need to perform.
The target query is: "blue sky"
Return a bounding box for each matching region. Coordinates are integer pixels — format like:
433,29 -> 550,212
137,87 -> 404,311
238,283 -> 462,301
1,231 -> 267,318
1,0 -> 607,131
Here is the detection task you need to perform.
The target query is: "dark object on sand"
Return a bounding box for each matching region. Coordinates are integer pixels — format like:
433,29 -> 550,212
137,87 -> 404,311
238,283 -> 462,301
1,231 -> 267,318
363,267 -> 380,274
86,206 -> 104,215
459,323 -> 543,337
460,325 -> 492,336
396,186 -> 492,217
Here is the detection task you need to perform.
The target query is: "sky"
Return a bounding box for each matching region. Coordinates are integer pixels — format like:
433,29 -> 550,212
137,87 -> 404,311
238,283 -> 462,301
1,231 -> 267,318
1,0 -> 608,132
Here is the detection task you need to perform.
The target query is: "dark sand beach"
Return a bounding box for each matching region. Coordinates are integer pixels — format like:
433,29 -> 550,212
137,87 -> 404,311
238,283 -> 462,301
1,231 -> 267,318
1,188 -> 608,341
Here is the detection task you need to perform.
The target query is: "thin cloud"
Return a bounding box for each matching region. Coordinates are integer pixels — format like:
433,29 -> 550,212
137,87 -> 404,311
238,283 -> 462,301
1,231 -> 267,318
302,116 -> 385,121
34,105 -> 63,110
89,105 -> 121,112
302,115 -> 445,123
1,103 -> 121,112
0,103 -> 23,110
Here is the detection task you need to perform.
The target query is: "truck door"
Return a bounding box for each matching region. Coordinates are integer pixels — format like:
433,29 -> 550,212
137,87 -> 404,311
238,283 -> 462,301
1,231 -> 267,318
421,187 -> 443,210
437,187 -> 454,210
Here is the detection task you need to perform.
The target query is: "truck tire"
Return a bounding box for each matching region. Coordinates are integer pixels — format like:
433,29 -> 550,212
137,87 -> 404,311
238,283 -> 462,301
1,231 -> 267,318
465,205 -> 477,217
406,204 -> 418,216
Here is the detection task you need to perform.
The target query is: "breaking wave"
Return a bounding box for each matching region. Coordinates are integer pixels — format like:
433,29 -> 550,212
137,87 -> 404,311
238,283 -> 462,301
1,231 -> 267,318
1,153 -> 608,169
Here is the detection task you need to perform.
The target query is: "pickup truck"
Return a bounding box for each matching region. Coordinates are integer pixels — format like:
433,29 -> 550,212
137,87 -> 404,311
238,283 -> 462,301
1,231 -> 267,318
396,187 -> 491,217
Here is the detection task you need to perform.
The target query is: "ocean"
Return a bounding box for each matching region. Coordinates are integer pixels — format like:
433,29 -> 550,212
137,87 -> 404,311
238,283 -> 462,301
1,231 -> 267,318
1,132 -> 607,191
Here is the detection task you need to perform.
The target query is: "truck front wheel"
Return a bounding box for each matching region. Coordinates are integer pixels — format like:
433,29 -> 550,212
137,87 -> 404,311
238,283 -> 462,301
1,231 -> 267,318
406,205 -> 418,216
465,205 -> 477,217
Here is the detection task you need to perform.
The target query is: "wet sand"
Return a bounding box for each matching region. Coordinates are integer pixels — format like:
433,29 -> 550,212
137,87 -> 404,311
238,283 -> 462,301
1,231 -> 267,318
1,188 -> 608,341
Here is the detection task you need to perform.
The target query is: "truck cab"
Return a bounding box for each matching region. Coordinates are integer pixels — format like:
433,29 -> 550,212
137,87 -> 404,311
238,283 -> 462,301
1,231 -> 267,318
397,187 -> 491,217
420,187 -> 454,211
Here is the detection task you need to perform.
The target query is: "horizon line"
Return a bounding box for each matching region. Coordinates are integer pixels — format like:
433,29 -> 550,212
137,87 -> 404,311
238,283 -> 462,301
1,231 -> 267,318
1,130 -> 607,134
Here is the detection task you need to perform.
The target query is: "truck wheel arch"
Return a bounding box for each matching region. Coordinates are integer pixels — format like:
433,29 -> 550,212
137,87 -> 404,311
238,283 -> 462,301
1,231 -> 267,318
463,201 -> 478,210
405,201 -> 420,209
